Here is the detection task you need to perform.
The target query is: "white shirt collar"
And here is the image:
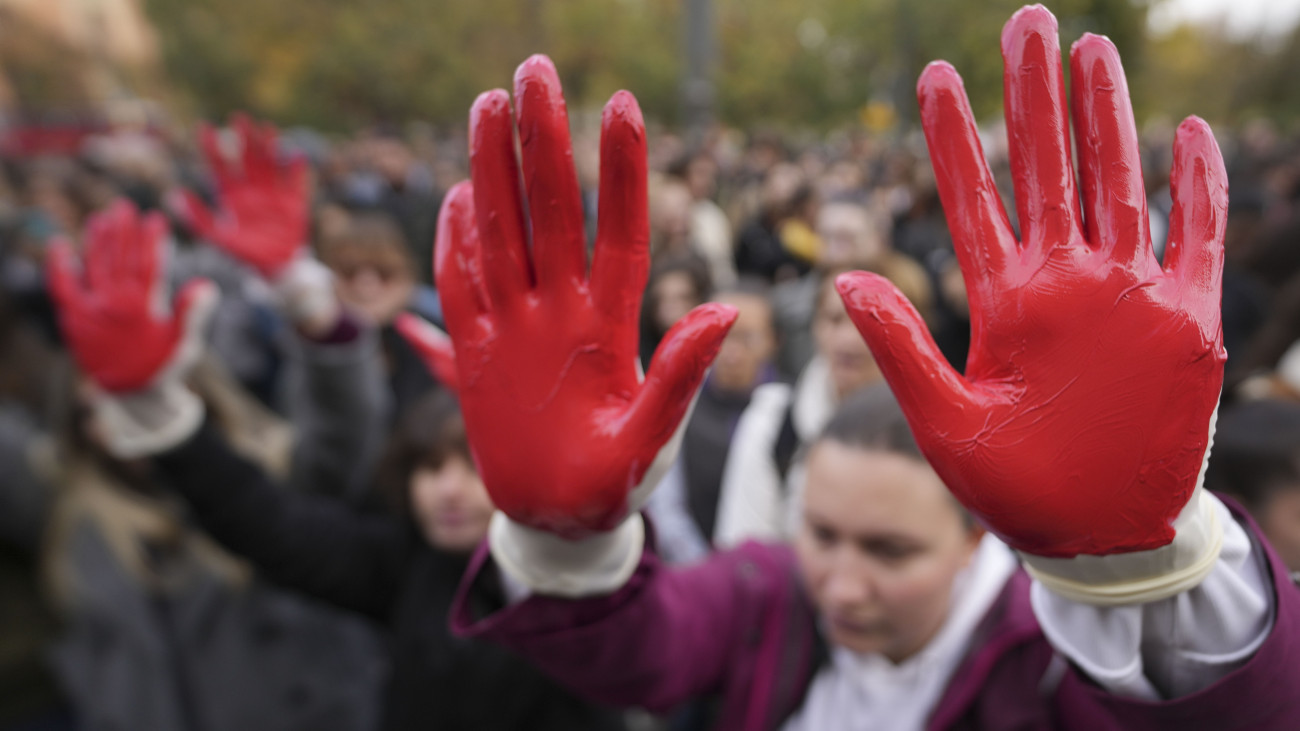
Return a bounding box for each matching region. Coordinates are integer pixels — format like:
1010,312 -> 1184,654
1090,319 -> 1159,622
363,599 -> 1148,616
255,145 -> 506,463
783,535 -> 1018,731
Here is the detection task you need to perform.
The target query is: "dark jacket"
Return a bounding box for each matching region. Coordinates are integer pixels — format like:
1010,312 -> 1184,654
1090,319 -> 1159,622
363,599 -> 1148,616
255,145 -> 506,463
156,423 -> 626,731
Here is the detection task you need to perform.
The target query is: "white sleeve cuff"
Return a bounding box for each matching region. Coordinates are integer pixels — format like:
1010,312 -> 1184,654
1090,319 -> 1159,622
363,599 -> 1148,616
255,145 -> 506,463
97,383 -> 205,459
1030,493 -> 1273,699
1019,486 -> 1224,606
488,511 -> 645,598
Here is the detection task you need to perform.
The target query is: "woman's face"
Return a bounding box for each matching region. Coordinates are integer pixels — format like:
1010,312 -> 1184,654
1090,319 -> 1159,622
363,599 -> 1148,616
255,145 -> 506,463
409,455 -> 495,553
813,284 -> 879,399
325,244 -> 415,326
795,441 -> 982,663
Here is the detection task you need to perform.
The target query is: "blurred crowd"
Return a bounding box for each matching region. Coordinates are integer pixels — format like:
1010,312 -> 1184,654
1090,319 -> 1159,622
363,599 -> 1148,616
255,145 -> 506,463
2,108 -> 1300,731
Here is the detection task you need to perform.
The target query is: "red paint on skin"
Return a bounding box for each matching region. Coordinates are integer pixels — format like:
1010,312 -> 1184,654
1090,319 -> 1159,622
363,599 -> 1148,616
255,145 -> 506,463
836,6 -> 1228,558
434,56 -> 737,539
48,200 -> 214,393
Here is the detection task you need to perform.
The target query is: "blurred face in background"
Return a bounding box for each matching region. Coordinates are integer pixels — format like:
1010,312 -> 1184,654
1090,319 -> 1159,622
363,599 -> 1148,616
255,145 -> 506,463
813,281 -> 879,399
685,155 -> 718,201
817,202 -> 887,270
710,291 -> 776,393
325,242 -> 415,325
319,213 -> 416,326
409,455 -> 495,553
650,179 -> 694,254
796,441 -> 982,662
651,270 -> 702,336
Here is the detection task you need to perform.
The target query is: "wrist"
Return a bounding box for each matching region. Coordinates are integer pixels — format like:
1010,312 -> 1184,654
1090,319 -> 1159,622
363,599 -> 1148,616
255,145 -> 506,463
1019,487 -> 1224,606
94,381 -> 205,459
488,511 -> 644,598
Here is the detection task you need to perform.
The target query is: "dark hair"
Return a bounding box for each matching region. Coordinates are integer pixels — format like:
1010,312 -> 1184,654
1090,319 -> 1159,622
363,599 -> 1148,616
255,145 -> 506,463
641,252 -> 714,334
818,384 -> 922,460
1205,399 -> 1300,510
374,389 -> 472,517
317,210 -> 412,266
816,384 -> 975,528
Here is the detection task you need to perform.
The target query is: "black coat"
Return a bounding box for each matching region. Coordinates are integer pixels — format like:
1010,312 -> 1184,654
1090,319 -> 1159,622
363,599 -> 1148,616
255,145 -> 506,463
156,423 -> 626,731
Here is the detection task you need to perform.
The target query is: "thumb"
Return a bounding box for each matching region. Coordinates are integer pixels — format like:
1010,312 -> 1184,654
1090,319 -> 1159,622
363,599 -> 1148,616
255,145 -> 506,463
625,302 -> 737,446
164,279 -> 220,380
176,189 -> 219,241
835,271 -> 974,425
394,312 -> 459,391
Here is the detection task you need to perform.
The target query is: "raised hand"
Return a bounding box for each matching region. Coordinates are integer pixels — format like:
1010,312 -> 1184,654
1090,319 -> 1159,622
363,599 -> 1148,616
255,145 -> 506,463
836,6 -> 1227,592
438,56 -> 735,539
47,200 -> 217,457
182,114 -> 309,278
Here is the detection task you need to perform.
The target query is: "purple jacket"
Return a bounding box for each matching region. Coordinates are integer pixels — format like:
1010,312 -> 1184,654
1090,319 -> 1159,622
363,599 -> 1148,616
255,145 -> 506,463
451,505 -> 1300,730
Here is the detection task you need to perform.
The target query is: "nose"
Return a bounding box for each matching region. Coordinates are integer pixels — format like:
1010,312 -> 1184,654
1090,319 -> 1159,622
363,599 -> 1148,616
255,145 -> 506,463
347,268 -> 383,298
822,547 -> 875,608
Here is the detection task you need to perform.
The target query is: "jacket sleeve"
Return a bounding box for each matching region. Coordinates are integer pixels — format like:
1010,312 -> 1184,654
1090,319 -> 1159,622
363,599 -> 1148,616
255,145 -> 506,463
283,319 -> 391,503
0,406 -> 52,550
154,420 -> 409,621
451,535 -> 795,713
1039,496 -> 1300,727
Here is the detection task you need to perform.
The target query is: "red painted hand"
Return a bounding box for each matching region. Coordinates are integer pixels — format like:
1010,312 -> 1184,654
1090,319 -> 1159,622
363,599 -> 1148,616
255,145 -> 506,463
47,200 -> 216,393
182,114 -> 309,278
837,6 -> 1227,558
438,56 -> 735,538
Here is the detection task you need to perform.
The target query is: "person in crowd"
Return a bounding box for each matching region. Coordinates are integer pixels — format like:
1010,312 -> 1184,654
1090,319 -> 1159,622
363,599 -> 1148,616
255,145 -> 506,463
40,202 -> 388,731
646,278 -> 779,564
46,148 -> 628,731
734,162 -> 815,283
42,350 -> 386,731
649,175 -> 697,258
339,133 -> 441,282
711,270 -> 882,548
639,252 -> 714,372
181,117 -> 448,422
313,207 -> 448,421
432,18 -> 1296,730
670,152 -> 736,290
0,287 -> 69,731
772,196 -> 933,380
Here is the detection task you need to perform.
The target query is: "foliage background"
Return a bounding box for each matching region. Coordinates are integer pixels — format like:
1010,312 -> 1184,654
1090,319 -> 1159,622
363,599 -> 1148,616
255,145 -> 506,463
12,0 -> 1300,132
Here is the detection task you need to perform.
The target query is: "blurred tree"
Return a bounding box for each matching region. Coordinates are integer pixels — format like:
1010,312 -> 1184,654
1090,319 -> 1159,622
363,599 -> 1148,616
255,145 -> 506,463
144,0 -> 1300,134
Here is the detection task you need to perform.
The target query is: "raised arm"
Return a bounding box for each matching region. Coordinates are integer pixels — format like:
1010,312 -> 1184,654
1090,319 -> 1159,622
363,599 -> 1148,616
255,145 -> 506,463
182,115 -> 388,500
422,55 -> 766,708
837,4 -> 1286,705
47,201 -> 409,620
431,55 -> 734,595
